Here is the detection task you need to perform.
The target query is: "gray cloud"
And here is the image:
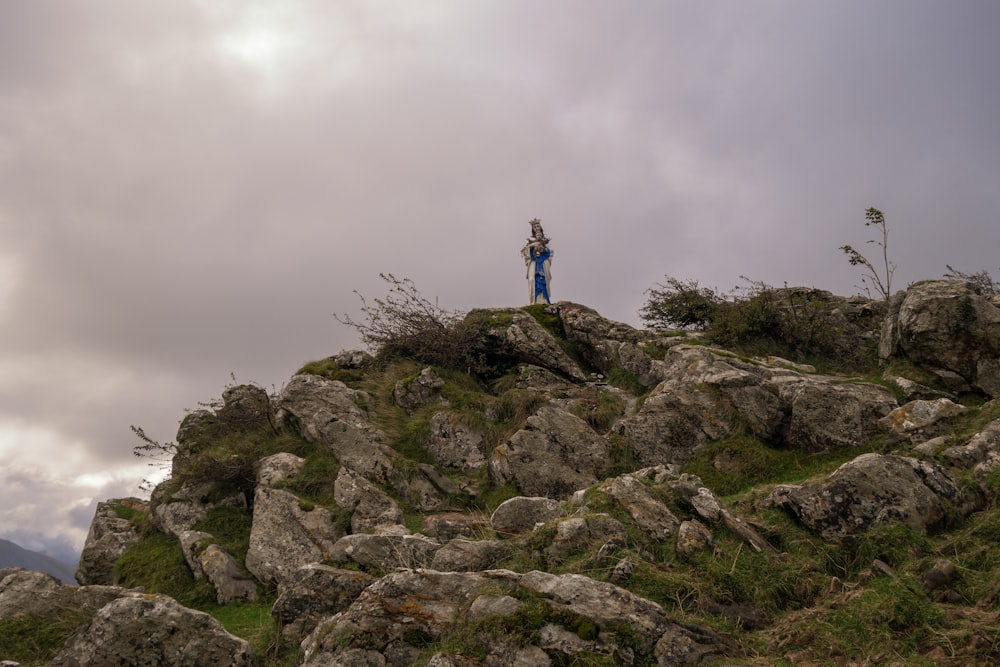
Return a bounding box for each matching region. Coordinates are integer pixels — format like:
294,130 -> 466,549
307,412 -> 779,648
1,0 -> 999,559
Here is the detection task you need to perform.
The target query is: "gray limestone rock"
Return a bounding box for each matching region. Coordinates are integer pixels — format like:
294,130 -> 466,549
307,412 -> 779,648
271,563 -> 374,643
49,593 -> 256,667
200,544 -> 258,604
245,486 -> 345,585
430,538 -> 508,572
772,453 -> 980,541
425,410 -> 488,472
490,496 -> 562,535
330,533 -> 442,570
503,310 -> 587,381
75,499 -> 145,586
334,466 -> 405,533
780,381 -> 897,452
880,280 -> 1000,397
598,473 -> 680,540
489,406 -> 608,499
256,451 -> 306,487
393,367 -> 448,412
879,398 -> 967,441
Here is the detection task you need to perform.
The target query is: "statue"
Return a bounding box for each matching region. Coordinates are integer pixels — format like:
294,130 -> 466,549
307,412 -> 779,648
521,218 -> 553,304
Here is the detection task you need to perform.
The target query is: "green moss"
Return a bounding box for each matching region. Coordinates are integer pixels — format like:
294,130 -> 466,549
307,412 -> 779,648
0,609 -> 94,665
296,358 -> 365,384
193,504 -> 254,563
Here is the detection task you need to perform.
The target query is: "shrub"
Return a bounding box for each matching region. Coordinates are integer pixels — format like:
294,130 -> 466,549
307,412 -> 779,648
335,274 -> 503,376
639,277 -> 719,330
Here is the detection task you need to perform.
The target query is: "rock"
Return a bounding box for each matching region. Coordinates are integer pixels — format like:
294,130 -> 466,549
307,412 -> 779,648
670,476 -> 774,553
598,473 -> 680,540
543,514 -> 627,564
880,280 -> 1000,397
150,480 -> 245,540
426,411 -> 488,472
217,383 -> 272,432
614,384 -> 733,468
200,544 -> 258,604
0,567 -> 124,620
559,304 -> 650,380
75,499 -> 144,585
178,530 -> 213,579
256,451 -> 306,487
430,539 -> 508,572
883,372 -> 955,401
330,534 -> 442,570
676,520 -> 715,557
519,570 -> 736,661
301,570 -> 520,666
334,349 -> 373,368
940,417 -> 1000,468
271,563 -> 374,643
772,453 -> 978,541
508,364 -> 574,392
489,406 -> 608,499
278,373 -> 372,442
780,381 -> 897,452
921,558 -> 957,593
490,496 -> 562,535
503,310 -> 587,381
394,367 -> 448,412
420,512 -> 491,541
49,593 -> 256,667
879,398 -> 967,441
245,486 -> 345,585
335,467 -> 405,533
320,419 -> 404,490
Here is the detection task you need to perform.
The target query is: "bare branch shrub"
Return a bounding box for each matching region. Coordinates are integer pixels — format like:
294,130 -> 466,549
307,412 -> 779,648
335,273 -> 499,375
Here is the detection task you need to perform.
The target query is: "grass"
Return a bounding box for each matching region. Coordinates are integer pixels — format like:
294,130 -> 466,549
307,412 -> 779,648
0,608 -> 94,665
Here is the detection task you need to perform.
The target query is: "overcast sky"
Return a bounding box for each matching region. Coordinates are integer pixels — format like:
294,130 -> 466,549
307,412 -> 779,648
2,1 -> 998,565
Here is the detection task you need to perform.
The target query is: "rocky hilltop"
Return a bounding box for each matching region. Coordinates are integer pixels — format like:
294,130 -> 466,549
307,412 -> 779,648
4,279 -> 1000,666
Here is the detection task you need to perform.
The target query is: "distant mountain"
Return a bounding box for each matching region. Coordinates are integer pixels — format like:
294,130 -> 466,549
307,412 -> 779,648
0,538 -> 77,584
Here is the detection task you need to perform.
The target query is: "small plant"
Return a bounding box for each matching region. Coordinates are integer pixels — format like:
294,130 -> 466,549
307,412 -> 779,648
335,273 -> 502,376
943,264 -> 1000,295
840,207 -> 896,301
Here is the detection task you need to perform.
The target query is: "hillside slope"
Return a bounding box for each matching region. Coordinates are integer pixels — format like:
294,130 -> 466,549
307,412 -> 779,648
4,280 -> 1000,666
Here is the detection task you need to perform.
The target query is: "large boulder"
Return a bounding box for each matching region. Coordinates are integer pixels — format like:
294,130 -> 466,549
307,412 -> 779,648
489,406 -> 608,498
771,453 -> 980,541
779,381 -> 898,451
0,567 -> 124,621
245,486 -> 345,585
76,498 -> 149,585
880,280 -> 1000,396
277,373 -> 372,441
150,480 -> 245,540
613,385 -> 732,468
48,593 -> 256,667
301,568 -> 736,667
271,563 -> 375,643
502,309 -> 588,381
425,410 -> 489,472
75,499 -> 145,586
490,496 -> 562,535
329,534 -> 442,570
334,467 -> 405,533
200,545 -> 258,604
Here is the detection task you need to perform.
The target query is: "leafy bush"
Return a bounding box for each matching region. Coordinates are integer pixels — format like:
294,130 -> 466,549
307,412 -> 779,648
640,277 -> 719,330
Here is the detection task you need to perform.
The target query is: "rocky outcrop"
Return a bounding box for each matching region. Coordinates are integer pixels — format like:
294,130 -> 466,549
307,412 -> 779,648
301,568 -> 737,666
245,486 -> 345,585
394,366 -> 448,412
68,295 -> 1000,666
271,563 -> 374,643
770,453 -> 980,541
75,499 -> 146,586
490,405 -> 609,498
880,280 -> 1000,396
49,593 -> 256,667
489,496 -> 562,535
